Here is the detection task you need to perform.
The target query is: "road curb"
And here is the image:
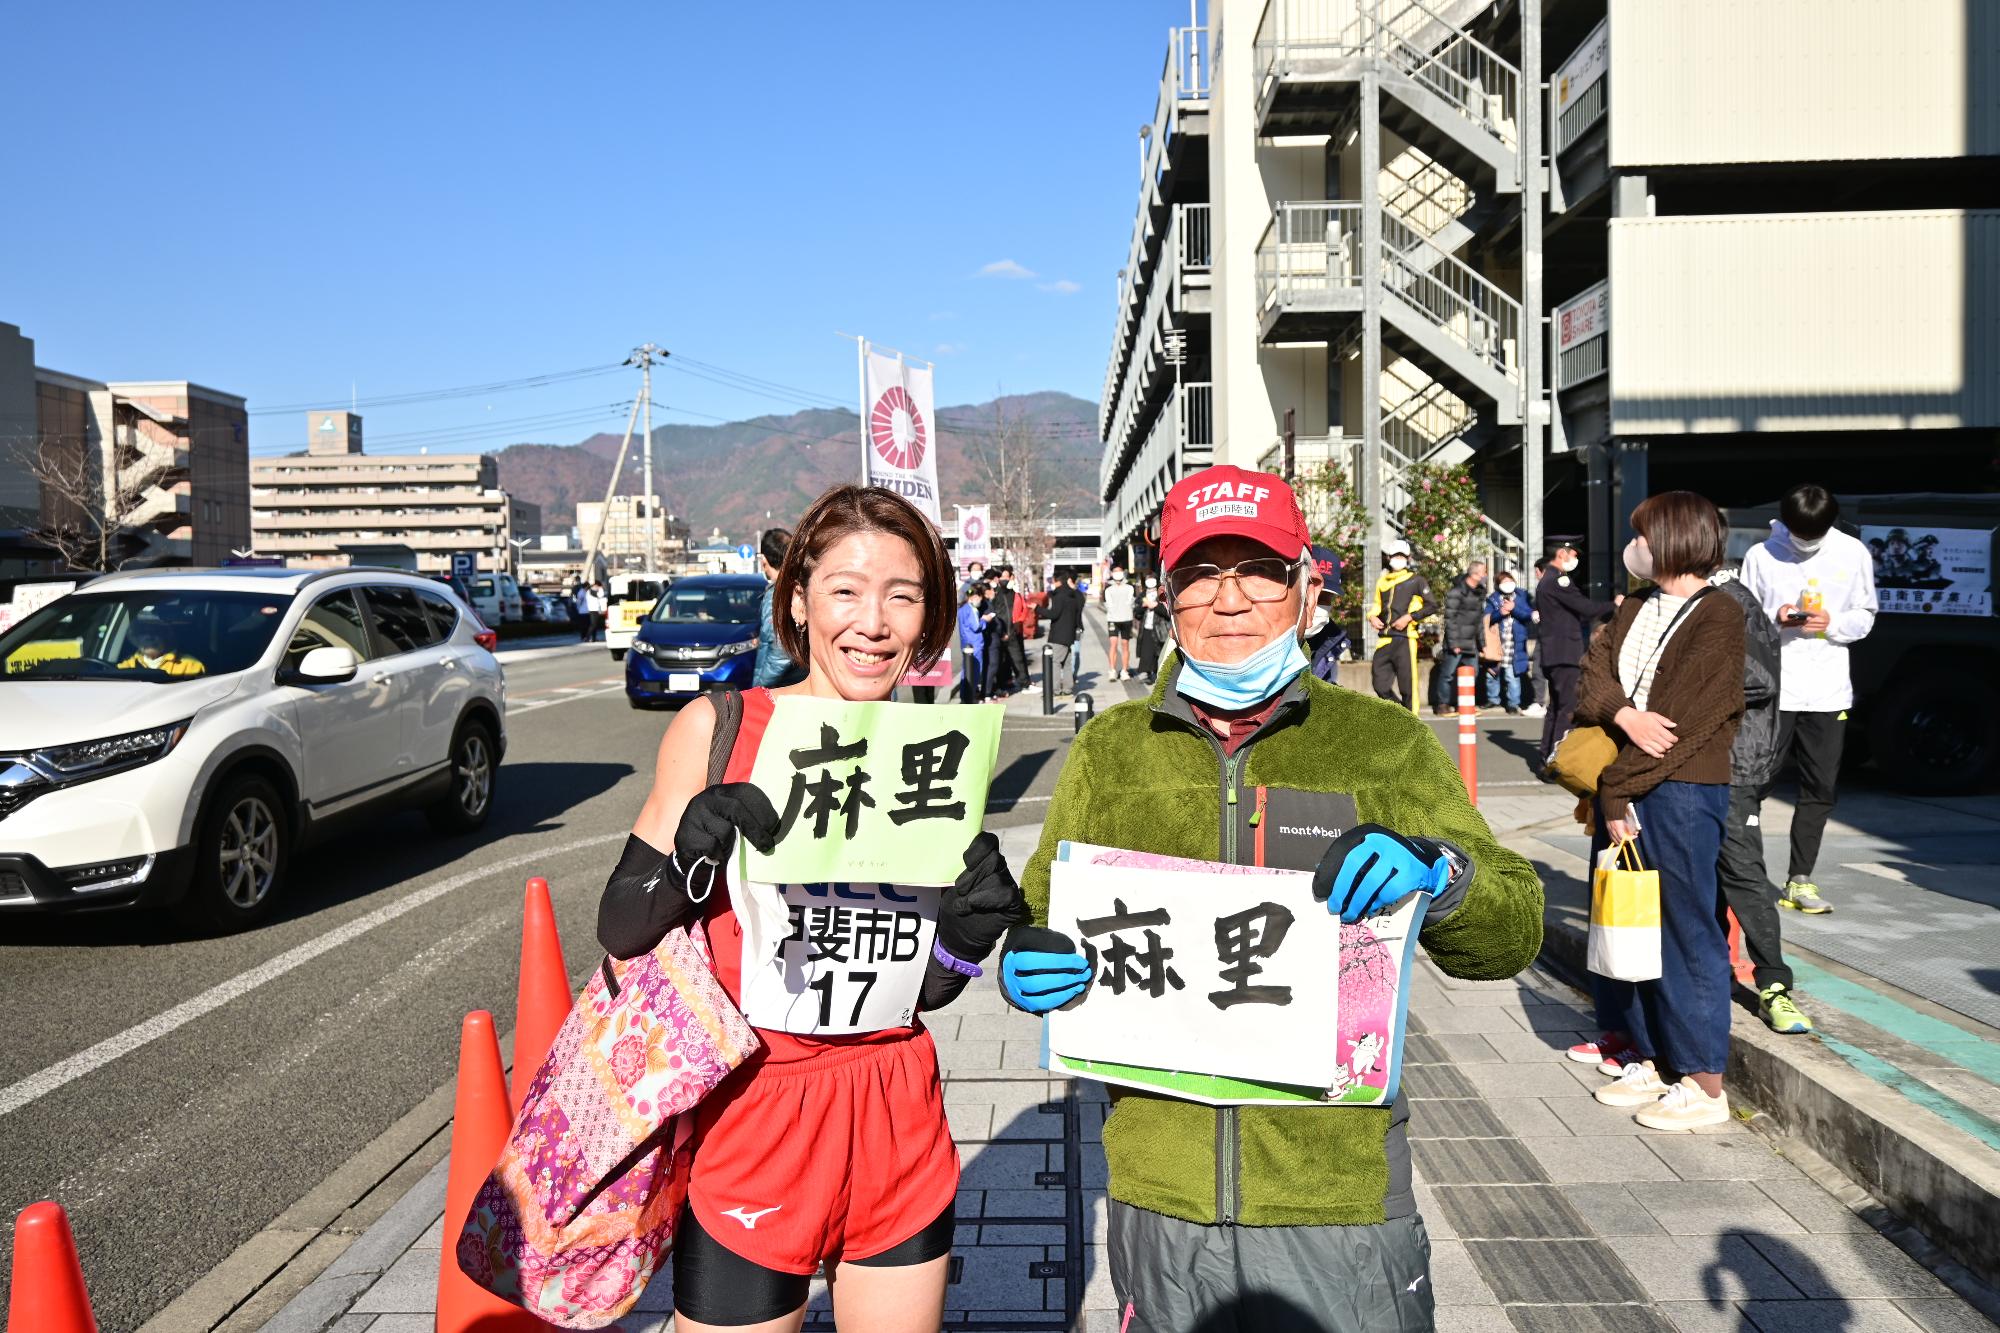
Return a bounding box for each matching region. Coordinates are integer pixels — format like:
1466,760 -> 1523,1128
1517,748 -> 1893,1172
1526,833 -> 2000,1293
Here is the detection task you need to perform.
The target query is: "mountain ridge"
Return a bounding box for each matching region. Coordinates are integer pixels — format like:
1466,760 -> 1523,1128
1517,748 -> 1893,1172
493,390 -> 1100,539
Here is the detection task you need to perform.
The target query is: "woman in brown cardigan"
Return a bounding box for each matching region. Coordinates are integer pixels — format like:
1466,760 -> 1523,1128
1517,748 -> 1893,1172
1570,492 -> 1744,1131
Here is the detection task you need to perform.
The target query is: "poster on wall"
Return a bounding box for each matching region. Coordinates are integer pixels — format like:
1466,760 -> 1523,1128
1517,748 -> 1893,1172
1860,525 -> 1992,617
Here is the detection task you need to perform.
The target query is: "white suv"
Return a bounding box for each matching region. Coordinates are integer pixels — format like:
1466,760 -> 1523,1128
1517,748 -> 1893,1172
0,567 -> 507,931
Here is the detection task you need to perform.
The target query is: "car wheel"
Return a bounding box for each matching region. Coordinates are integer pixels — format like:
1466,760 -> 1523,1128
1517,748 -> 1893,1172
177,773 -> 287,933
427,718 -> 497,833
1866,667 -> 1998,793
627,695 -> 651,709
610,648 -> 626,661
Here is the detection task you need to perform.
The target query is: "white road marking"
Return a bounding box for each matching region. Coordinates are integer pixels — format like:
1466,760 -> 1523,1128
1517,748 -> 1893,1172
0,831 -> 624,1121
508,683 -> 628,714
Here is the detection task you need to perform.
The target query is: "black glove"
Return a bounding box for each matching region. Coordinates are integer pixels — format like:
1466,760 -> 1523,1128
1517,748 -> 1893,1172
935,831 -> 1029,966
597,783 -> 781,959
676,782 -> 781,867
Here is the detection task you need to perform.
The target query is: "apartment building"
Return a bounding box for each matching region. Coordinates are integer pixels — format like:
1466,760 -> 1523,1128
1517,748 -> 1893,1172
249,412 -> 539,574
0,319 -> 251,571
1099,0 -> 1998,605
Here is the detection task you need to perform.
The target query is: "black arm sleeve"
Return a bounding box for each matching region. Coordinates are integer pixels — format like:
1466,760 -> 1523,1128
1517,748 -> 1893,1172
596,833 -> 704,960
918,956 -> 976,1013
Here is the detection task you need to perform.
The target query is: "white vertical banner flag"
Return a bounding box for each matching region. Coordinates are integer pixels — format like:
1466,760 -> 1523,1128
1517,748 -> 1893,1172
956,504 -> 992,566
864,350 -> 942,524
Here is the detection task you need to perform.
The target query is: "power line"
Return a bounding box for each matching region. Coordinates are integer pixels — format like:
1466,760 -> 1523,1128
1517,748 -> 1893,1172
248,364 -> 625,415
254,401 -> 634,451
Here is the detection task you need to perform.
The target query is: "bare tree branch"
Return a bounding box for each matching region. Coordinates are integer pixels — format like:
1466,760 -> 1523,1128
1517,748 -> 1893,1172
6,433 -> 144,572
959,402 -> 1056,590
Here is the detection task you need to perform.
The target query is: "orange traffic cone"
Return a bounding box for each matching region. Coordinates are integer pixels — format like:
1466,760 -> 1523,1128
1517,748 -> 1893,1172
511,876 -> 572,1109
437,1011 -> 545,1332
9,1201 -> 97,1333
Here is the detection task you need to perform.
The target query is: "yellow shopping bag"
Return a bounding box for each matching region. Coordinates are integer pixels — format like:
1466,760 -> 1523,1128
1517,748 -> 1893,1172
1587,840 -> 1661,982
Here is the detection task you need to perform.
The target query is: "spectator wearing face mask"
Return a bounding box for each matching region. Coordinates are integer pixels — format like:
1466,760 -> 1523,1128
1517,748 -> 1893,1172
1306,544 -> 1349,683
1368,538 -> 1430,712
1102,566 -> 1137,681
1739,484 -> 1877,915
1136,576 -> 1165,683
1433,561 -> 1489,716
1522,558 -> 1549,717
1535,543 -> 1619,771
1483,572 -> 1533,713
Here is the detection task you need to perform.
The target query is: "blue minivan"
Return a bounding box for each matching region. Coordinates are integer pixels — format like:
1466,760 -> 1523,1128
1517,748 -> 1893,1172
624,574 -> 765,708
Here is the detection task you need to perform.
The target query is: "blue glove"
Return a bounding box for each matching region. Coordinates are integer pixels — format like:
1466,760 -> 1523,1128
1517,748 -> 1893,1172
999,924 -> 1093,1014
1313,824 -> 1452,923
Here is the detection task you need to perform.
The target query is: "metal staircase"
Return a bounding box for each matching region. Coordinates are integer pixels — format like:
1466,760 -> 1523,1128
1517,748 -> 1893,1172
1250,0 -> 1532,573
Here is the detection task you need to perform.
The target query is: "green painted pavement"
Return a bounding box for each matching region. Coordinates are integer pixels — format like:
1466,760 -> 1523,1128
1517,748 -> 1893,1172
1785,954 -> 2000,1151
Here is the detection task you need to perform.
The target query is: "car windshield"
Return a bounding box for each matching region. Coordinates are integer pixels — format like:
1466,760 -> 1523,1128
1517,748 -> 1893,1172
470,578 -> 496,596
614,578 -> 666,604
0,589 -> 295,682
651,585 -> 760,624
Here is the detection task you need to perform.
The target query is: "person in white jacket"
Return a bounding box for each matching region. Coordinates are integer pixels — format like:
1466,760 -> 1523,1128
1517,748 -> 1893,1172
1740,484 -> 1878,914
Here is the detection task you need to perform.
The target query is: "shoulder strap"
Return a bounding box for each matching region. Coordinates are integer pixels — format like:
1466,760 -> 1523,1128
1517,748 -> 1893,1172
707,689 -> 745,787
1638,586 -> 1715,678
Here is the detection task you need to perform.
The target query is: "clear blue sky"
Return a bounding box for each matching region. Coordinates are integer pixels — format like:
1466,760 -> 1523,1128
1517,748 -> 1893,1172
5,2 -> 1193,457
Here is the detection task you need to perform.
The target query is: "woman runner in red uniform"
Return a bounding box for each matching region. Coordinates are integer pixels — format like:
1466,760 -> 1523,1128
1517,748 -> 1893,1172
596,484 -> 1026,1331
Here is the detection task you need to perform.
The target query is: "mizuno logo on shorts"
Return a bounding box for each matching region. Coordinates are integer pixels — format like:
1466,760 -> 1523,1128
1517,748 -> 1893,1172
722,1205 -> 782,1229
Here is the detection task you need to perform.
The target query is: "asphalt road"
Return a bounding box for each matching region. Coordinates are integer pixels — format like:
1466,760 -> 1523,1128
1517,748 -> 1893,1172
0,640 -> 1560,1329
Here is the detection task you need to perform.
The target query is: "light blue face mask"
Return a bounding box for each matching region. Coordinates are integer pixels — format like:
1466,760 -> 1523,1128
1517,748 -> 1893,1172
1175,625 -> 1310,710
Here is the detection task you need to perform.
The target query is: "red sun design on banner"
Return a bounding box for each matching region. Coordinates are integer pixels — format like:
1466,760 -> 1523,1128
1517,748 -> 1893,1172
869,386 -> 927,470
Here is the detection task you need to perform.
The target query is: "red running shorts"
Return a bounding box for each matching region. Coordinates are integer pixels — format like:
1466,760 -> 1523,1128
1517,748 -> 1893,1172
686,1028 -> 960,1273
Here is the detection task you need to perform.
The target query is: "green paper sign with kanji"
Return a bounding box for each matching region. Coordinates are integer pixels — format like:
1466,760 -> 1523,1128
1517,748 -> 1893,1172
741,698 -> 1004,886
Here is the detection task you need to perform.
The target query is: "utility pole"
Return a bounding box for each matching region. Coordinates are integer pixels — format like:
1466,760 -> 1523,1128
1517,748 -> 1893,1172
628,343 -> 668,570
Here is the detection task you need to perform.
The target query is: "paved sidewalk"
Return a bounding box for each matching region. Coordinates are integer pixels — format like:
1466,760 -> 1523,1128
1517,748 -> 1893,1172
261,816 -> 1997,1331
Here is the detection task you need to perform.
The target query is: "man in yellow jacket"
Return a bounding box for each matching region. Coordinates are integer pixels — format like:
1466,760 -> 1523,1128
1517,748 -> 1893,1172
117,621 -> 207,677
1369,537 -> 1428,713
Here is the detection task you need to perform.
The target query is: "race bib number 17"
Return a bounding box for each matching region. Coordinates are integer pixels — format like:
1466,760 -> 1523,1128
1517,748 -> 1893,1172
739,882 -> 940,1035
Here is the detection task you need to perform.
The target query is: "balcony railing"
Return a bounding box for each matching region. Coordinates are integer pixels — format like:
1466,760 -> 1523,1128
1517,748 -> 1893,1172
1099,18 -> 1213,439
1179,202 -> 1212,271
1552,18 -> 1608,155
1255,202 -> 1363,312
1553,280 -> 1608,391
1100,203 -> 1215,496
1108,381 -> 1214,545
1253,0 -> 1519,152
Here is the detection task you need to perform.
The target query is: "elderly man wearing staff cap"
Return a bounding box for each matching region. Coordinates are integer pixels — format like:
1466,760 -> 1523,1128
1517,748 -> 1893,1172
997,464 -> 1544,1332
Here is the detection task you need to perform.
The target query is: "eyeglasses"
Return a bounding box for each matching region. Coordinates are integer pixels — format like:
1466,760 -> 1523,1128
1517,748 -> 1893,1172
1165,557 -> 1303,608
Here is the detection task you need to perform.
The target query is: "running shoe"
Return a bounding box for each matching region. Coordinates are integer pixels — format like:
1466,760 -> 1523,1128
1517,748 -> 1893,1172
1760,984 -> 1814,1034
1780,880 -> 1833,914
1634,1077 -> 1730,1131
1565,1034 -> 1615,1064
1595,1061 -> 1669,1107
1565,1034 -> 1639,1073
1522,703 -> 1547,718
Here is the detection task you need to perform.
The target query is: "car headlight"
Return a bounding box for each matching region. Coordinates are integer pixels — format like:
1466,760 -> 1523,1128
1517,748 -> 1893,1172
31,720 -> 192,779
630,639 -> 661,658
716,638 -> 758,659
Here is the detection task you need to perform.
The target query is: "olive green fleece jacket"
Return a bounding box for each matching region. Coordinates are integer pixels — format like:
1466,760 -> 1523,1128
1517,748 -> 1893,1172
1023,661 -> 1545,1227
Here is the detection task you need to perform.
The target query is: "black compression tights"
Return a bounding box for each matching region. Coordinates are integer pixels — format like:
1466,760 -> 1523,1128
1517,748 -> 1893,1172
672,1198 -> 955,1326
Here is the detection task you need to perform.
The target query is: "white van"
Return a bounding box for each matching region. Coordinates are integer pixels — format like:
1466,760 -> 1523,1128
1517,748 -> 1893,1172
605,572 -> 668,660
465,572 -> 524,625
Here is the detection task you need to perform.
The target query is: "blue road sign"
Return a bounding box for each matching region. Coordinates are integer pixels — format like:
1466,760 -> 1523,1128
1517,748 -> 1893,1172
737,543 -> 755,562
451,552 -> 478,580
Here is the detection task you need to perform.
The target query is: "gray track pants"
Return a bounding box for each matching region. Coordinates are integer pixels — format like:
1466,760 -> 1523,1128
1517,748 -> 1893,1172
1106,1201 -> 1436,1332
